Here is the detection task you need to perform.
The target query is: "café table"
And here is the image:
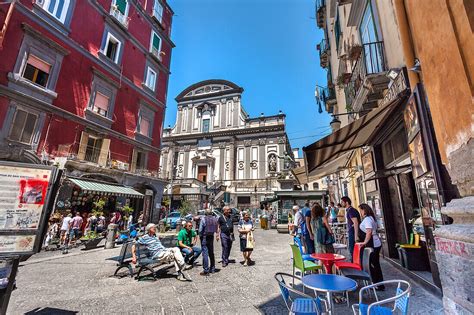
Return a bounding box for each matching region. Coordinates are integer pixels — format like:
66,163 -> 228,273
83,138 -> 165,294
302,274 -> 357,314
311,253 -> 345,274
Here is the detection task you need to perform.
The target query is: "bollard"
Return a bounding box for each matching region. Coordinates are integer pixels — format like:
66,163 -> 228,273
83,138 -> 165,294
105,224 -> 118,249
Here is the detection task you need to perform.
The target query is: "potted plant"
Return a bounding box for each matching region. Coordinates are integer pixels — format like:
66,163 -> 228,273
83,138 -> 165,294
347,44 -> 362,61
336,73 -> 352,88
80,231 -> 104,250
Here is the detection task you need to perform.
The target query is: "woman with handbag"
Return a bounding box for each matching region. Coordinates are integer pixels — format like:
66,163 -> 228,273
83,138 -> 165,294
238,212 -> 255,266
310,203 -> 335,253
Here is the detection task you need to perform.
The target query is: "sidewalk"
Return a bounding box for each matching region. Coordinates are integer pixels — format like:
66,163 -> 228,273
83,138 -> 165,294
9,229 -> 443,314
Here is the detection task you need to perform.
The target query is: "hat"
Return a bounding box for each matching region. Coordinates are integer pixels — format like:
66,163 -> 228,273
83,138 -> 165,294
145,223 -> 156,232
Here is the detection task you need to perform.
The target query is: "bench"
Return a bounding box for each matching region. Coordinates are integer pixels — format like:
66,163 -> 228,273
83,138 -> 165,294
135,244 -> 171,280
109,241 -> 134,277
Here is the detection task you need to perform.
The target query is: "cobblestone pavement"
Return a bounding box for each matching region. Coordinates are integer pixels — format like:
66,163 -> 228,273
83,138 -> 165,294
9,228 -> 443,314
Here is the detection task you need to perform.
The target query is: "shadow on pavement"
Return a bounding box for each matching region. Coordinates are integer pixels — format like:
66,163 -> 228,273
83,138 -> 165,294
25,307 -> 78,314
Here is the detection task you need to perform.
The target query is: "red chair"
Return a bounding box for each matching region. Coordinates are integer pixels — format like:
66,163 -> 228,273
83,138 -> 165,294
335,243 -> 363,271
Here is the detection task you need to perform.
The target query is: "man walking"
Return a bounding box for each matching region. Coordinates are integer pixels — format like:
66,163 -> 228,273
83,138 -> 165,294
177,221 -> 202,265
218,206 -> 235,267
70,212 -> 83,245
132,223 -> 191,281
199,209 -> 220,276
341,196 -> 361,262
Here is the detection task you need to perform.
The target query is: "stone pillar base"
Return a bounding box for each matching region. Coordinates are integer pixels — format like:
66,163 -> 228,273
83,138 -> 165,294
434,196 -> 474,314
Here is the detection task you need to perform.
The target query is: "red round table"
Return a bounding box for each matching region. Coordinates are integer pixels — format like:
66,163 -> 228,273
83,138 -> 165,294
311,253 -> 345,274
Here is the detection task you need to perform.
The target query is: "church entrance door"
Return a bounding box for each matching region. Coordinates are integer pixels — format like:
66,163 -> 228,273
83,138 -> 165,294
197,165 -> 207,182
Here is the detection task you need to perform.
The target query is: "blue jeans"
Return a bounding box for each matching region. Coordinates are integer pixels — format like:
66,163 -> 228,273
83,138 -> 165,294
201,235 -> 215,273
303,234 -> 315,254
181,246 -> 202,264
348,230 -> 355,262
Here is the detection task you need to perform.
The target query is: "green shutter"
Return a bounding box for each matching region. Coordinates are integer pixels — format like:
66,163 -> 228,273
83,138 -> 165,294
152,33 -> 160,50
115,0 -> 127,14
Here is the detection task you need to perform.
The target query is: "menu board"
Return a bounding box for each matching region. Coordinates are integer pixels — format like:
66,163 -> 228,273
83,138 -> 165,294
0,162 -> 56,256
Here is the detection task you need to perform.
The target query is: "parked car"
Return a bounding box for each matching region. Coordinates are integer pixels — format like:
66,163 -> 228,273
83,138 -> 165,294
160,212 -> 183,229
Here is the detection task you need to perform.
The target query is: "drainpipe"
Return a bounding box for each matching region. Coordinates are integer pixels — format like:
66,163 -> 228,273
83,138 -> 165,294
393,0 -> 420,89
0,0 -> 15,50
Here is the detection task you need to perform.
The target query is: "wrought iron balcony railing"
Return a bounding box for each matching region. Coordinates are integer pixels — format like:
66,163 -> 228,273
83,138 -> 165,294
110,5 -> 129,28
344,41 -> 387,110
317,38 -> 330,68
315,0 -> 326,28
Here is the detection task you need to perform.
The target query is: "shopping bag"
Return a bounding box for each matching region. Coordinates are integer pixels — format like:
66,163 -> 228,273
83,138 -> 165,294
246,231 -> 255,249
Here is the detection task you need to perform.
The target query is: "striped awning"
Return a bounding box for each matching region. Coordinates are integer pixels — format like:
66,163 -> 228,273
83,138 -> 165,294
303,94 -> 408,177
68,178 -> 144,198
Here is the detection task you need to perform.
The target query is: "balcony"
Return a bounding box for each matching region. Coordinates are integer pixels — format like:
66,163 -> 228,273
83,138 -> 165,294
110,5 -> 129,28
315,0 -> 326,29
317,38 -> 330,68
344,41 -> 390,112
317,86 -> 337,114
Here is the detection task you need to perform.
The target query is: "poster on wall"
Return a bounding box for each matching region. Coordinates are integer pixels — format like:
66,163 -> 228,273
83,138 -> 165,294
403,96 -> 420,143
0,162 -> 57,256
362,152 -> 374,175
408,133 -> 429,178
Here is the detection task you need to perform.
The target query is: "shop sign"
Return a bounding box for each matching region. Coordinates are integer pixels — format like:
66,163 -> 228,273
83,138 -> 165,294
111,160 -> 130,171
0,161 -> 57,256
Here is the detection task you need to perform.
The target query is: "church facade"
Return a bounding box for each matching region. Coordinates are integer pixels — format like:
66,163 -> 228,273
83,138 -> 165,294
159,79 -> 293,209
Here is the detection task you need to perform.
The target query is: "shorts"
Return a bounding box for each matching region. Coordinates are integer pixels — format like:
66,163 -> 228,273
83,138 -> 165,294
240,238 -> 253,252
71,229 -> 81,239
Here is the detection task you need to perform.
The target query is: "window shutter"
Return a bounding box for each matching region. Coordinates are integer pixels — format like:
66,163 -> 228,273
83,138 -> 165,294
130,149 -> 138,172
27,55 -> 51,74
77,131 -> 89,160
94,92 -> 110,112
115,0 -> 127,14
152,33 -> 160,50
97,138 -> 111,166
140,117 -> 150,136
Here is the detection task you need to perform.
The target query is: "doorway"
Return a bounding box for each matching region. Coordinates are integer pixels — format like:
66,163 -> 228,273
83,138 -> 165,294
197,165 -> 207,182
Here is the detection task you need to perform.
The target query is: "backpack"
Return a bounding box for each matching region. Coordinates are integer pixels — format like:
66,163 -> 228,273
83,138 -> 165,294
299,209 -> 309,236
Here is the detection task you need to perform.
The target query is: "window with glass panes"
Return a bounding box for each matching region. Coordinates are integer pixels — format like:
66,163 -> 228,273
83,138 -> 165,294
150,32 -> 161,57
22,55 -> 51,87
136,151 -> 147,170
202,118 -> 210,133
84,137 -> 103,163
153,0 -> 163,22
9,109 -> 38,144
114,0 -> 128,14
104,34 -> 120,63
39,0 -> 71,23
145,67 -> 157,91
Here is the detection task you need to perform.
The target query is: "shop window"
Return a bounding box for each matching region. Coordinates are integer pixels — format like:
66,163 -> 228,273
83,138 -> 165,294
144,67 -> 157,91
89,92 -> 109,117
8,109 -> 38,144
22,54 -> 51,88
150,31 -> 162,60
36,0 -> 71,23
77,131 -> 110,166
153,0 -> 163,23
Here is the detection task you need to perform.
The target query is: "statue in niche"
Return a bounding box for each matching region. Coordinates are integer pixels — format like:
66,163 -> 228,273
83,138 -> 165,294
268,154 -> 277,173
278,151 -> 295,170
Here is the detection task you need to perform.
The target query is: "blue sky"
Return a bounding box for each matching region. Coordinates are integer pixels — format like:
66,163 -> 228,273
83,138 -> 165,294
165,0 -> 332,153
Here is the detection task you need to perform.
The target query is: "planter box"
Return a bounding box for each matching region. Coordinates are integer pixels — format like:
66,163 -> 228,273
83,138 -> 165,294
82,237 -> 104,250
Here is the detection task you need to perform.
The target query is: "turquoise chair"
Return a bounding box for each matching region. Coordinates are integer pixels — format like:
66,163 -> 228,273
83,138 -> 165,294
294,236 -> 317,263
352,280 -> 411,315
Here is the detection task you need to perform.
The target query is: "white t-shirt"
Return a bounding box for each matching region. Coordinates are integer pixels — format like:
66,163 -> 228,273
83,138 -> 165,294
360,216 -> 381,248
61,217 -> 73,231
294,211 -> 303,233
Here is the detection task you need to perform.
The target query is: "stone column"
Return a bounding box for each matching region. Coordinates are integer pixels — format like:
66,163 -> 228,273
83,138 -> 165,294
229,140 -> 235,181
434,196 -> 474,314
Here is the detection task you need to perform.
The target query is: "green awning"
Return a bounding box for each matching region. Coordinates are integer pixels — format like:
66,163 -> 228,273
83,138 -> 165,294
68,178 -> 143,198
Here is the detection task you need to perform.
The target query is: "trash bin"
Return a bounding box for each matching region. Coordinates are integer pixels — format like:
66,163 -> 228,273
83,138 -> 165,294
260,216 -> 268,230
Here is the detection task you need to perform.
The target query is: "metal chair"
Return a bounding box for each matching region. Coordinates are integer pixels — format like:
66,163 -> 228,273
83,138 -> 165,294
335,243 -> 363,271
275,272 -> 327,315
352,280 -> 411,315
290,244 -> 322,292
294,236 -> 318,263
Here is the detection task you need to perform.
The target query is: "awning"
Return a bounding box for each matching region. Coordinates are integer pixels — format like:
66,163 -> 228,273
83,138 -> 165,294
68,178 -> 144,198
303,94 -> 408,176
294,151 -> 353,183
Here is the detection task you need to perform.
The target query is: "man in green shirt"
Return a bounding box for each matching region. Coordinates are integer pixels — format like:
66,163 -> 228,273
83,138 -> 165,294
177,221 -> 202,265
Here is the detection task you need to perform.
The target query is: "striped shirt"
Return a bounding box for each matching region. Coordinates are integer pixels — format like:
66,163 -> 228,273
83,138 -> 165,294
137,234 -> 165,257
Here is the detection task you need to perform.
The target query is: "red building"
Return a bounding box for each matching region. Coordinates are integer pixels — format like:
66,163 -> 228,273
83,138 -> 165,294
0,0 -> 173,222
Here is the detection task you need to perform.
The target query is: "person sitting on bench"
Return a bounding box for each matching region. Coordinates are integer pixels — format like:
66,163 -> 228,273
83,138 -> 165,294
132,223 -> 192,281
